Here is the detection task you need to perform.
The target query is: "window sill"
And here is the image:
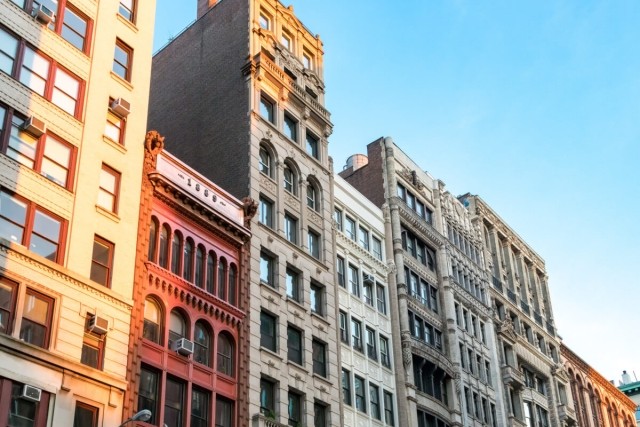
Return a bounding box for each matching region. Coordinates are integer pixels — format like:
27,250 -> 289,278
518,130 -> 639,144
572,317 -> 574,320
117,13 -> 139,33
103,135 -> 127,153
96,205 -> 121,223
110,71 -> 134,91
285,296 -> 306,312
259,346 -> 282,361
286,359 -> 308,374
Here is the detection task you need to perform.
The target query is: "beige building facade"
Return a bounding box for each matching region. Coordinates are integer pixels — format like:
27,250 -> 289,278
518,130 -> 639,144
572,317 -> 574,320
0,0 -> 155,425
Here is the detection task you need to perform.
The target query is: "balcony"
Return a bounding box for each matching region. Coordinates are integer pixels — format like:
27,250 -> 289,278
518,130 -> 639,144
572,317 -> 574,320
533,310 -> 543,326
557,404 -> 578,426
546,320 -> 555,336
520,300 -> 530,315
492,275 -> 503,292
252,414 -> 288,427
501,364 -> 525,389
506,288 -> 517,303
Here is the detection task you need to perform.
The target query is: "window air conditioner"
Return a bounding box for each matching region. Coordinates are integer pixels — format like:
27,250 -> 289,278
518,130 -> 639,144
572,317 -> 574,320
34,4 -> 55,24
110,98 -> 131,118
172,338 -> 194,356
363,273 -> 375,285
88,315 -> 109,335
22,116 -> 46,137
21,385 -> 42,402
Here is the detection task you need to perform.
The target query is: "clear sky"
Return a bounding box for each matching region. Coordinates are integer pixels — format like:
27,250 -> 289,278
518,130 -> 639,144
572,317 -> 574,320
154,0 -> 640,383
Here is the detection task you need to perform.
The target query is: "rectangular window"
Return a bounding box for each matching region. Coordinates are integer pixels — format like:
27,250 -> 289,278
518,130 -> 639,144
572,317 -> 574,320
372,236 -> 382,260
345,216 -> 356,240
284,213 -> 297,244
363,279 -> 373,305
119,0 -> 136,22
313,402 -> 327,427
359,226 -> 369,250
351,318 -> 362,351
376,284 -> 387,314
105,109 -> 125,144
81,319 -> 104,370
306,130 -> 319,159
214,396 -> 233,427
310,282 -> 324,316
339,311 -> 348,344
384,391 -> 395,426
259,12 -> 270,30
336,256 -> 345,287
342,369 -> 352,406
0,279 -> 17,334
259,94 -> 275,124
287,325 -> 303,365
260,311 -> 277,352
287,390 -> 303,427
113,39 -> 132,81
164,377 -> 185,427
90,235 -> 114,287
354,376 -> 366,413
380,335 -> 391,368
366,327 -> 377,360
334,208 -> 342,231
74,402 -> 98,427
284,112 -> 297,141
259,195 -> 274,228
312,338 -> 327,377
138,366 -> 159,425
7,380 -> 51,427
260,378 -> 276,416
308,228 -> 320,259
285,267 -> 301,302
370,383 -> 381,420
60,5 -> 90,52
19,288 -> 53,348
348,264 -> 360,296
259,250 -> 276,288
97,164 -> 120,213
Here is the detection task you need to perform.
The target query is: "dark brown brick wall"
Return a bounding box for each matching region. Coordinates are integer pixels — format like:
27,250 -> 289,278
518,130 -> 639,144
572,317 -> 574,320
148,0 -> 251,199
339,137 -> 386,208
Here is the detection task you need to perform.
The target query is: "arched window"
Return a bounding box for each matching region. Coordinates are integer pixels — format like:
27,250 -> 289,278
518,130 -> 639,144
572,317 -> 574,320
206,251 -> 216,294
284,164 -> 297,195
217,332 -> 235,376
218,258 -> 227,301
306,183 -> 317,211
171,232 -> 183,275
159,224 -> 170,268
228,264 -> 237,306
148,217 -> 158,261
143,297 -> 162,344
259,146 -> 272,178
194,320 -> 212,367
168,309 -> 186,348
195,245 -> 205,288
183,238 -> 194,282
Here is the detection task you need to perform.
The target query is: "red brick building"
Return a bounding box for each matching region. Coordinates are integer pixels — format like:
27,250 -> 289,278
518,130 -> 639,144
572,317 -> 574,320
123,131 -> 255,427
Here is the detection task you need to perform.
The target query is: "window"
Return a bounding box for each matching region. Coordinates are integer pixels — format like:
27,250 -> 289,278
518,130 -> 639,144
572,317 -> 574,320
89,236 -> 113,287
182,238 -> 194,282
195,245 -> 205,288
97,164 -> 120,213
348,264 -> 360,296
119,0 -> 136,22
314,402 -> 327,427
287,325 -> 303,365
342,369 -> 352,406
164,377 -> 185,427
312,338 -> 327,377
334,208 -> 343,231
380,335 -> 391,368
283,164 -> 296,194
306,130 -> 319,159
0,279 -> 17,335
366,327 -> 377,360
259,196 -> 274,228
19,288 -> 53,348
372,236 -> 383,260
143,297 -> 161,344
0,189 -> 65,263
351,318 -> 362,351
308,228 -> 320,259
217,258 -> 227,301
113,39 -> 132,81
215,396 -> 234,427
345,216 -> 356,240
363,278 -> 373,305
260,378 -> 276,416
354,376 -> 366,413
284,213 -> 297,244
339,311 -> 348,343
60,5 -> 90,52
168,309 -> 186,349
260,251 -> 276,288
206,251 -> 215,293
259,12 -> 270,30
307,184 -> 318,211
287,390 -> 303,427
158,224 -> 169,268
228,264 -> 237,306
260,310 -> 277,351
284,113 -> 297,141
171,231 -> 183,275
259,95 -> 275,124
384,391 -> 395,426
336,256 -> 345,287
217,333 -> 234,376
4,379 -> 51,427
281,33 -> 292,50
81,317 -> 104,370
259,146 -> 273,177
191,388 -> 210,427
193,321 -> 211,366
303,51 -> 313,70
310,282 -> 324,315
105,110 -> 125,144
286,267 -> 301,302
138,366 -> 159,425
376,284 -> 387,314
359,227 -> 369,250
0,107 -> 75,188
370,384 -> 381,420
74,402 -> 98,427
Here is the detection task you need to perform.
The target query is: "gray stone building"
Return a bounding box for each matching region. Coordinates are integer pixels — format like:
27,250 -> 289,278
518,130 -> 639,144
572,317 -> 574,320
147,0 -> 340,426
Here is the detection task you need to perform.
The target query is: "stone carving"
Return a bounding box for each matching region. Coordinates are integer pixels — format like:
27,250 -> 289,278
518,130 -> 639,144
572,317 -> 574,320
242,197 -> 258,227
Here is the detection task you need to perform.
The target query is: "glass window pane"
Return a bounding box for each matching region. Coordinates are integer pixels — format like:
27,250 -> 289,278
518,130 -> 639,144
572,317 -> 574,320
20,48 -> 49,95
8,118 -> 38,168
0,28 -> 19,75
33,209 -> 61,241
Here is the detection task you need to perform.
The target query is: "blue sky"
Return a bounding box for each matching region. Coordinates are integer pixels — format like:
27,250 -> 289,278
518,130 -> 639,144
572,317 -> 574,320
154,0 -> 640,382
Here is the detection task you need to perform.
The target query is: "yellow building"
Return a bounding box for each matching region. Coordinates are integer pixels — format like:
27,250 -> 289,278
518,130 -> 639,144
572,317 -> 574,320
0,0 -> 155,425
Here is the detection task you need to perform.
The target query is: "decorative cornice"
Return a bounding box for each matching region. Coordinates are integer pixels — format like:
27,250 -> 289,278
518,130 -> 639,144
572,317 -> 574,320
396,200 -> 445,247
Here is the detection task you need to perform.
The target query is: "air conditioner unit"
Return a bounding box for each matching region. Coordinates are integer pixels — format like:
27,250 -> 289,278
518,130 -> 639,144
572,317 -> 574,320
172,338 -> 194,356
109,97 -> 131,118
21,385 -> 42,402
22,116 -> 46,137
363,273 -> 375,285
34,4 -> 55,24
88,315 -> 109,335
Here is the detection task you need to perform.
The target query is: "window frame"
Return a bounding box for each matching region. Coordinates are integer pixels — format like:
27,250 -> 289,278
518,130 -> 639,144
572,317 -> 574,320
73,401 -> 99,427
284,213 -> 298,244
285,267 -> 301,302
193,320 -> 212,367
19,287 -> 54,348
260,310 -> 277,352
310,281 -> 324,316
354,375 -> 366,413
342,369 -> 352,406
81,317 -> 105,370
283,112 -> 298,142
97,164 -> 121,214
287,324 -> 303,365
305,130 -> 319,160
308,228 -> 320,259
90,235 -> 114,287
259,94 -> 276,124
119,0 -> 137,23
260,377 -> 276,416
312,338 -> 327,378
259,250 -> 276,288
105,108 -> 125,145
259,195 -> 274,228
113,38 -> 133,82
216,332 -> 235,377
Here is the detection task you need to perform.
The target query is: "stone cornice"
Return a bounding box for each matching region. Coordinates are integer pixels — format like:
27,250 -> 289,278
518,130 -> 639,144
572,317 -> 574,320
395,198 -> 445,247
336,233 -> 389,274
446,278 -> 491,317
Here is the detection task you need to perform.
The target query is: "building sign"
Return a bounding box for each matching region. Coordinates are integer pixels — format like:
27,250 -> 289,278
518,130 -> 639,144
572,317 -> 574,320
156,154 -> 243,225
